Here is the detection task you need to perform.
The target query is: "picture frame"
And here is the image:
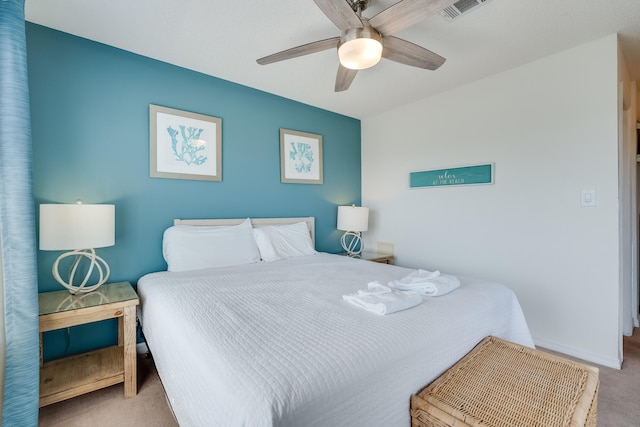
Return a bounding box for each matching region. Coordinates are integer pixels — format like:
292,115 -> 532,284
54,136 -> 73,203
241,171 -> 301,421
409,163 -> 494,188
149,104 -> 222,181
280,128 -> 323,184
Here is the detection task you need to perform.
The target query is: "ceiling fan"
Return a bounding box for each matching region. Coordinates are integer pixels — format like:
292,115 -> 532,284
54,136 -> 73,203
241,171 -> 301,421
257,0 -> 458,92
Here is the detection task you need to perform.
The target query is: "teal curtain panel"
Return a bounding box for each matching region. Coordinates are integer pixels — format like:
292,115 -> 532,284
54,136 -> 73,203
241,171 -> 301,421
0,0 -> 40,424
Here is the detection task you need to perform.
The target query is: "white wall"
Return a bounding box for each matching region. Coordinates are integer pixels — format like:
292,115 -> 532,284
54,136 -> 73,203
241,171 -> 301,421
362,35 -> 621,367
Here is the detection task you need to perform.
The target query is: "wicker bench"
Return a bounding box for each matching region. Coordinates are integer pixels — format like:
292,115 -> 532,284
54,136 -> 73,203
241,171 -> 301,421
411,336 -> 599,427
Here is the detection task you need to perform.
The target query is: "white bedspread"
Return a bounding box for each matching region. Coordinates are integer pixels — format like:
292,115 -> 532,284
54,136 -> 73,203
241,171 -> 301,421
138,253 -> 533,427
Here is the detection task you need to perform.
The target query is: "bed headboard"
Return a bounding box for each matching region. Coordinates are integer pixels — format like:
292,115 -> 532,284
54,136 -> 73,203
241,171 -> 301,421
173,217 -> 316,246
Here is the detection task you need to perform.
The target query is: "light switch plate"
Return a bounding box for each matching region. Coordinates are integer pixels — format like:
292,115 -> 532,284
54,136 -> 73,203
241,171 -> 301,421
581,189 -> 596,207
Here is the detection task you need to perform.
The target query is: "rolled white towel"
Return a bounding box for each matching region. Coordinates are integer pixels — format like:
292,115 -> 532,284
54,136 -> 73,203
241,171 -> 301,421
356,281 -> 392,296
390,269 -> 460,297
343,283 -> 422,315
404,269 -> 441,282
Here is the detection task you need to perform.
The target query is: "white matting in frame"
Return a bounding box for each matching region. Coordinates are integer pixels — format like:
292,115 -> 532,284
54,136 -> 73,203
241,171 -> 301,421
150,104 -> 222,181
280,128 -> 323,184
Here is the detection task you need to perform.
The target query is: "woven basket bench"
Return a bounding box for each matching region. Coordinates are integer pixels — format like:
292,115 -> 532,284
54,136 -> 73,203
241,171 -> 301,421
410,336 -> 599,427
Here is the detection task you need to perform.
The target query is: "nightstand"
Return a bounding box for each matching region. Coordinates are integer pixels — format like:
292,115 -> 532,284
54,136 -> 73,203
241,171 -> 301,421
341,251 -> 394,264
38,281 -> 139,407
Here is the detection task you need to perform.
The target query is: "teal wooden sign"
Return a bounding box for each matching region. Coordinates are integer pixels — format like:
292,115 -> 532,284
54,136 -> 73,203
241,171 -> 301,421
410,164 -> 493,188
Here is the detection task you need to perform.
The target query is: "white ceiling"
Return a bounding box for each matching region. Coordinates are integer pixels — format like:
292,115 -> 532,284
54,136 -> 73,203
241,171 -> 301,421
25,0 -> 640,119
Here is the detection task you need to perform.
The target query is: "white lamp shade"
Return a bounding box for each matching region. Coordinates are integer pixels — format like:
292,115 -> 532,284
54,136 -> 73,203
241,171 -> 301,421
40,203 -> 115,250
337,205 -> 369,232
338,37 -> 383,70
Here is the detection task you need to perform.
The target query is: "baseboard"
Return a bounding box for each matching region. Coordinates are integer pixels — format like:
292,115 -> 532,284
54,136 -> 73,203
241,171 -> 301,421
533,337 -> 621,370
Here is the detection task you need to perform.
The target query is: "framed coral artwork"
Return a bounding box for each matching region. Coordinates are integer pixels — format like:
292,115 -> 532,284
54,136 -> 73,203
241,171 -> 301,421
149,104 -> 222,181
279,128 -> 323,184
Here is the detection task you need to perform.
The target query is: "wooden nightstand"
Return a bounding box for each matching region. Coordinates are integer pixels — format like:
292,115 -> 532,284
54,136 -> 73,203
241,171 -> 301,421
38,281 -> 139,407
341,251 -> 394,264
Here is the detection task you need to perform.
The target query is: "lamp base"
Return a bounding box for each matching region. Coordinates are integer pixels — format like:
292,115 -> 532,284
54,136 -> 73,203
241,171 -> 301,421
341,231 -> 363,256
52,248 -> 110,294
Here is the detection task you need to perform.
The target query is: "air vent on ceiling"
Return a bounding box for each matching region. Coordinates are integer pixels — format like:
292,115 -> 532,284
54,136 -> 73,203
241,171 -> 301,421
438,0 -> 491,22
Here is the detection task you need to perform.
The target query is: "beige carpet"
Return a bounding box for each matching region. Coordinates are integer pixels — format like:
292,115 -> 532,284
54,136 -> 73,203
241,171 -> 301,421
594,329 -> 640,427
39,330 -> 640,426
38,354 -> 178,427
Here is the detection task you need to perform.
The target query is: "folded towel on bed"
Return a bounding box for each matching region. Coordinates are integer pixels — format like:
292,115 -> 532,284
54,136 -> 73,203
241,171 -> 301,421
390,269 -> 460,297
355,281 -> 392,296
343,281 -> 422,315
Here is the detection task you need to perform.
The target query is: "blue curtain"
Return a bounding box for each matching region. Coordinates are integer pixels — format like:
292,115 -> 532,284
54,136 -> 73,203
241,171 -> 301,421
0,0 -> 40,425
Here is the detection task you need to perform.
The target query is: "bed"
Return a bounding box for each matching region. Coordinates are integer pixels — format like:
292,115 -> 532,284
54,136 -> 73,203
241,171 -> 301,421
137,217 -> 534,427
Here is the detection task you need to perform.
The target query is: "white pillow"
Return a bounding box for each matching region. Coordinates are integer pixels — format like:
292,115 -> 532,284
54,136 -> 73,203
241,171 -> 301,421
163,218 -> 261,272
253,221 -> 317,262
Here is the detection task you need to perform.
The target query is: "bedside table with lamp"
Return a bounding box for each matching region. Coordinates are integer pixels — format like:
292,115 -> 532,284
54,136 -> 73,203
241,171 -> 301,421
38,202 -> 139,407
336,204 -> 394,264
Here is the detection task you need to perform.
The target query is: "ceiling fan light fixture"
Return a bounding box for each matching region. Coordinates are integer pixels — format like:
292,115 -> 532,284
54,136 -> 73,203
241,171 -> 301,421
338,27 -> 383,70
257,0 -> 448,92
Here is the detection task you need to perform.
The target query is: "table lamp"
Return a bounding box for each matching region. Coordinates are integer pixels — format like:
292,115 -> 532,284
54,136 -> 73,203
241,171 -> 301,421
337,205 -> 369,256
39,201 -> 115,294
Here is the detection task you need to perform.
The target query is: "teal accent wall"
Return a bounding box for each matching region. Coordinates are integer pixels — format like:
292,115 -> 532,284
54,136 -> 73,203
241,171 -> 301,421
26,23 -> 361,361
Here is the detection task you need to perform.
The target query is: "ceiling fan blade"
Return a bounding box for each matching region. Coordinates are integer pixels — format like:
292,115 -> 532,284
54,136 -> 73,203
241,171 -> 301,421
369,0 -> 459,35
335,64 -> 358,92
313,0 -> 363,31
257,37 -> 340,65
382,36 -> 445,70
